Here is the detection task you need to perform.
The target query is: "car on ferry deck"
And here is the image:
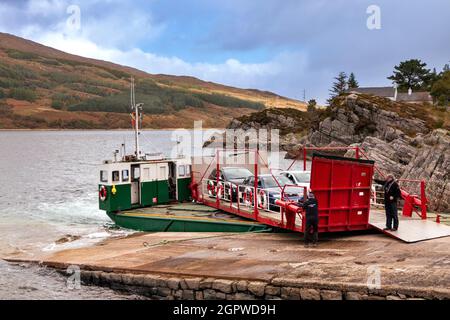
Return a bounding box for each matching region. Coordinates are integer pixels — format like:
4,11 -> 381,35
207,167 -> 254,201
240,174 -> 304,211
279,170 -> 311,188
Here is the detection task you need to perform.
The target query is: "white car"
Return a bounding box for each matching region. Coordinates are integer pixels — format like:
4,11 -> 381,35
279,170 -> 311,188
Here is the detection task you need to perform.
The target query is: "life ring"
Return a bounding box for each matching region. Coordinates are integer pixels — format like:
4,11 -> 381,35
257,190 -> 267,209
216,182 -> 224,199
207,181 -> 223,198
207,180 -> 216,197
243,187 -> 253,205
99,185 -> 107,201
224,183 -> 231,200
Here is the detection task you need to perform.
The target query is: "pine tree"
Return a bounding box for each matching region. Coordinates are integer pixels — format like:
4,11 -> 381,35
328,72 -> 347,104
347,72 -> 359,89
387,59 -> 432,91
427,68 -> 440,91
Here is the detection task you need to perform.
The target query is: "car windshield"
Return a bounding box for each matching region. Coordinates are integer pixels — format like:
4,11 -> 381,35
293,172 -> 311,183
261,175 -> 291,188
223,168 -> 253,180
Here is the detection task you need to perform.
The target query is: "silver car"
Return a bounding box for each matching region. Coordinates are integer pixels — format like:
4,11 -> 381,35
279,170 -> 311,188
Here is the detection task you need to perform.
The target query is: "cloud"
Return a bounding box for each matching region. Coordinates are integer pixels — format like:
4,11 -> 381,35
0,0 -> 449,104
0,0 -> 312,100
26,0 -> 67,16
0,0 -> 164,49
34,31 -> 307,98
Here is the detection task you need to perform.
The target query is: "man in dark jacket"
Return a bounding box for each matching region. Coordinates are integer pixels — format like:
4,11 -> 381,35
301,191 -> 319,247
383,174 -> 402,231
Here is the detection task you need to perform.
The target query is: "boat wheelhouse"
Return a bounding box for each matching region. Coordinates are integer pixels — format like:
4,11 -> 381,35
98,155 -> 192,213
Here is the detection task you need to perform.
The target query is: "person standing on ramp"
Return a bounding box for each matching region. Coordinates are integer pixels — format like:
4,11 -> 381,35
302,191 -> 319,247
383,174 -> 402,231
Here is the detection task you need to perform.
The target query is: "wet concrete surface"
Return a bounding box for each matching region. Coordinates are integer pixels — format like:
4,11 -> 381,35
5,231 -> 450,295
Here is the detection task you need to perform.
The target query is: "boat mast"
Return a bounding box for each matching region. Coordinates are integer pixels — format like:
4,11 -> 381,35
131,77 -> 140,159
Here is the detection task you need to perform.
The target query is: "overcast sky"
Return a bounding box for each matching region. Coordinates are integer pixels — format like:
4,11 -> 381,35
0,0 -> 449,103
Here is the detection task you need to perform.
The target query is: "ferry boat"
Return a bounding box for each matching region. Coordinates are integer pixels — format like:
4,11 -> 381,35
97,80 -> 447,243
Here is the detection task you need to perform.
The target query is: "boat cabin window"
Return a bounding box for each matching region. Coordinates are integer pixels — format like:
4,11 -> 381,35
112,171 -> 120,182
122,169 -> 129,182
132,167 -> 140,180
159,166 -> 167,179
186,165 -> 191,177
178,165 -> 186,177
100,170 -> 108,183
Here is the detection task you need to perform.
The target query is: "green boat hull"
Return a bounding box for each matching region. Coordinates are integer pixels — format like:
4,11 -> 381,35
106,208 -> 272,233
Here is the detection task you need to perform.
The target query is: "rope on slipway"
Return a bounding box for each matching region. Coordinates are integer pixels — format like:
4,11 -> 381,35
141,229 -> 272,249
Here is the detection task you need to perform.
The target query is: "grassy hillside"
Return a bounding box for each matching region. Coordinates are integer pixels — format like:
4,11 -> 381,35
0,33 -> 306,129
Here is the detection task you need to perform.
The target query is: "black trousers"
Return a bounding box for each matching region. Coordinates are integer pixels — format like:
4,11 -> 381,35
385,201 -> 399,229
304,216 -> 318,244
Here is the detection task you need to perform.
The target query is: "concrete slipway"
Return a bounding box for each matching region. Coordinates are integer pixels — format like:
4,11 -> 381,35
4,219 -> 450,300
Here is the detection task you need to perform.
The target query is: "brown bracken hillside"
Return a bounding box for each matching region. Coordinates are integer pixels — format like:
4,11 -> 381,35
0,33 -> 306,129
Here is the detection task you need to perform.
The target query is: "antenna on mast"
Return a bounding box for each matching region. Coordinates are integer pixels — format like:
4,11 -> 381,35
130,77 -> 144,160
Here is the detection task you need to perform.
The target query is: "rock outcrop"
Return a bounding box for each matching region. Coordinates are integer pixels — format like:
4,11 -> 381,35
204,107 -> 327,151
400,130 -> 449,212
342,130 -> 449,212
308,93 -> 430,146
306,94 -> 449,213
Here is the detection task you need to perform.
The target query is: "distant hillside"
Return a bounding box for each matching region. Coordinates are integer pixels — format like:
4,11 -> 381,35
0,33 -> 306,129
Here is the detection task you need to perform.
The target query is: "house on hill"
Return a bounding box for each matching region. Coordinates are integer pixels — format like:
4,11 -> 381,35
396,90 -> 434,104
348,86 -> 433,104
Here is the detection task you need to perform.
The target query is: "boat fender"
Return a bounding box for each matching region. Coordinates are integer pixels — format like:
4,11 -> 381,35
99,185 -> 108,201
111,185 -> 117,195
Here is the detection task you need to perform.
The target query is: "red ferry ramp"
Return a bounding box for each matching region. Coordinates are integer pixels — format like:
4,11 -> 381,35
296,152 -> 450,243
191,149 -> 450,243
